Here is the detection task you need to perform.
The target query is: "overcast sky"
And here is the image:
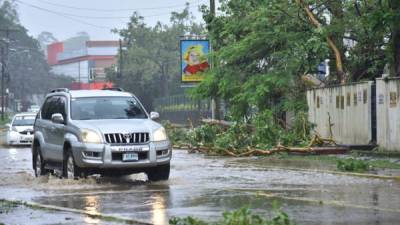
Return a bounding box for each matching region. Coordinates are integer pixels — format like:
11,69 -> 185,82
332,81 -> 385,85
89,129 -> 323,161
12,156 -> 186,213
16,0 -> 206,41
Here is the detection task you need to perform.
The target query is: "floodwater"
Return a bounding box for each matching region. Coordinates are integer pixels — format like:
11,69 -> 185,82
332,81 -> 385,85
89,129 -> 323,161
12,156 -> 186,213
0,146 -> 399,225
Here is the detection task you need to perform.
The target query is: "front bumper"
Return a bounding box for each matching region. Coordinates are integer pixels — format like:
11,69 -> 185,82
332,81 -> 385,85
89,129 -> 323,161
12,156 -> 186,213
70,140 -> 171,169
7,132 -> 33,146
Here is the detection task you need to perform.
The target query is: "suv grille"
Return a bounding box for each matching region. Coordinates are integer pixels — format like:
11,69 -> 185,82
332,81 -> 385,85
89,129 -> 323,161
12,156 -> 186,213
104,133 -> 149,144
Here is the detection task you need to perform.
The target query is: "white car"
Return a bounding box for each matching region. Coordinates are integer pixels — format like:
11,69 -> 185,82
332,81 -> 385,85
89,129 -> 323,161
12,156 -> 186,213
6,113 -> 36,146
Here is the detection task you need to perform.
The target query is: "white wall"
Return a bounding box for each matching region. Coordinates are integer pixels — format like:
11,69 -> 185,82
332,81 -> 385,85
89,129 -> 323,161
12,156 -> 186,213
87,46 -> 118,56
376,78 -> 400,151
307,81 -> 373,145
51,60 -> 89,83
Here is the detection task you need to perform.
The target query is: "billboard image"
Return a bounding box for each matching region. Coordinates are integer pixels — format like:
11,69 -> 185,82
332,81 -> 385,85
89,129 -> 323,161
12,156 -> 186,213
180,40 -> 210,83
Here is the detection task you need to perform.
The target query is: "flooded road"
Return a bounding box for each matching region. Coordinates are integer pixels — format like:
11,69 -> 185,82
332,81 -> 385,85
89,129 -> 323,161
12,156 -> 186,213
0,146 -> 399,225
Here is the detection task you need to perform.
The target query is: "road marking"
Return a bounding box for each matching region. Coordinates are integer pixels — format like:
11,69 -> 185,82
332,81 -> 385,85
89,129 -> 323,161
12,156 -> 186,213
225,190 -> 400,214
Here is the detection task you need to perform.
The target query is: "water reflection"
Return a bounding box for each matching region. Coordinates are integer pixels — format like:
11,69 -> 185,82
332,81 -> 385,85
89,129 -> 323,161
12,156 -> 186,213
84,195 -> 100,224
8,148 -> 18,160
151,193 -> 167,225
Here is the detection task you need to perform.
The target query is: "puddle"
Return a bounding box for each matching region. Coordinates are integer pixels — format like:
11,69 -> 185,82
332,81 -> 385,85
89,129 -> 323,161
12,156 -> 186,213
0,147 -> 399,225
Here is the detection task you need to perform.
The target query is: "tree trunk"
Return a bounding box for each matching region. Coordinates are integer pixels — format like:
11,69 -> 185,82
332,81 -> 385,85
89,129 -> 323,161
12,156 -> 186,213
325,1 -> 346,82
295,0 -> 346,83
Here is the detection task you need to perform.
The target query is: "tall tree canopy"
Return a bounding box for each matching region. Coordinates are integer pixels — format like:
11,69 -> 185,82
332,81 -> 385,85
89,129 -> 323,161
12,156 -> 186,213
194,0 -> 400,120
107,5 -> 205,110
0,0 -> 71,106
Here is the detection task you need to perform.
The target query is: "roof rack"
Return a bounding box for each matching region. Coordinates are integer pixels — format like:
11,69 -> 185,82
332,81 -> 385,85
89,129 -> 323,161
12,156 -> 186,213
50,88 -> 69,93
102,87 -> 124,92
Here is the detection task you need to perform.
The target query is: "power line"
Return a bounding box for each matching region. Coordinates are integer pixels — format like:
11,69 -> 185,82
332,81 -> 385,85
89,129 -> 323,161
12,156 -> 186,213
15,0 -> 114,29
34,0 -> 205,12
16,1 -> 126,21
17,0 -> 205,30
21,1 -> 205,19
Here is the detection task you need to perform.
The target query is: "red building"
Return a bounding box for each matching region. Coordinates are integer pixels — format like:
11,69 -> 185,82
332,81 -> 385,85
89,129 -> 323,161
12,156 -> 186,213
47,40 -> 118,89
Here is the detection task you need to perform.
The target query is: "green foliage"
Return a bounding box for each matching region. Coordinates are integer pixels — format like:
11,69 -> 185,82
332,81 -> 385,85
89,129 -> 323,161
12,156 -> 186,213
108,5 -> 205,110
170,216 -> 209,225
0,1 -> 72,105
192,0 -> 400,129
0,199 -> 18,214
170,206 -> 295,225
193,0 -> 320,122
194,124 -> 224,147
162,121 -> 193,146
166,111 -> 312,153
337,158 -> 372,173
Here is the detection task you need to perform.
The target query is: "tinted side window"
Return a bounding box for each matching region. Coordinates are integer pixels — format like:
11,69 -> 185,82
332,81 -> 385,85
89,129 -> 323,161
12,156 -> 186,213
41,96 -> 67,120
41,97 -> 55,120
46,97 -> 59,120
54,97 -> 67,120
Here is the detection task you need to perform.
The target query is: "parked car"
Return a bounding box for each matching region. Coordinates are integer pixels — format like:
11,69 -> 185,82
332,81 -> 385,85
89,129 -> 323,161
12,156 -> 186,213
32,88 -> 171,181
6,113 -> 36,146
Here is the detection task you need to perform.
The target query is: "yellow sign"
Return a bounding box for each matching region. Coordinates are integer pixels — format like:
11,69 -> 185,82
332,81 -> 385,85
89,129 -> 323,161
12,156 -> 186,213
180,40 -> 210,83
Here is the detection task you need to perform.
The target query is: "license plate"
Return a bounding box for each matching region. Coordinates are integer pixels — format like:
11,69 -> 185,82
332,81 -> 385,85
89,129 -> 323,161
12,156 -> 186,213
122,152 -> 138,162
21,136 -> 33,141
111,145 -> 149,152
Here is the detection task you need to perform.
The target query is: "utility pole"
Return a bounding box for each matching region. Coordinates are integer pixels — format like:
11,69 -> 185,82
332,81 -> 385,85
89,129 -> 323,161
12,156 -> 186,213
118,39 -> 123,79
1,46 -> 5,120
78,60 -> 81,89
0,28 -> 18,118
209,0 -> 221,120
0,29 -> 10,120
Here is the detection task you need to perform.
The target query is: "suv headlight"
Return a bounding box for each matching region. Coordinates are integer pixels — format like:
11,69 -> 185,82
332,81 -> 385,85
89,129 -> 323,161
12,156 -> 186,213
81,129 -> 102,144
153,127 -> 167,142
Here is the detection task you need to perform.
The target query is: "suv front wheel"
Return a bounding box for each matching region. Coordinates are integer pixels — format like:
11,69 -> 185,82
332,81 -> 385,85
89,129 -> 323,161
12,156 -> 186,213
63,149 -> 82,179
146,163 -> 170,181
33,146 -> 47,177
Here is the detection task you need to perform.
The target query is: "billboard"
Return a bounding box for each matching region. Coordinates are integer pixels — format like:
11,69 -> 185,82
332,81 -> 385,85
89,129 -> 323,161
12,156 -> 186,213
180,40 -> 210,83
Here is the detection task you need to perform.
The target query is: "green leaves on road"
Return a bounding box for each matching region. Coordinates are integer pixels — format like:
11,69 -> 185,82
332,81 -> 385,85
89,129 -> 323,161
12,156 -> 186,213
170,206 -> 295,225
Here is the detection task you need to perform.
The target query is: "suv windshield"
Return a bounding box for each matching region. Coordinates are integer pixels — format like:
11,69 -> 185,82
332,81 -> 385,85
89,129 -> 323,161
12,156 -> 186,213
71,97 -> 147,120
12,116 -> 35,126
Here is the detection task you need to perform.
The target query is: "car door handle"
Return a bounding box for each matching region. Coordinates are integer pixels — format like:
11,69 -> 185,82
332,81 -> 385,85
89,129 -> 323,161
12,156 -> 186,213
50,126 -> 56,131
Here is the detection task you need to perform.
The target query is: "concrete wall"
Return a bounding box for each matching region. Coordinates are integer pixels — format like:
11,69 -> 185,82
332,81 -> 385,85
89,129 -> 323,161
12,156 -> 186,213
307,81 -> 373,145
376,78 -> 400,151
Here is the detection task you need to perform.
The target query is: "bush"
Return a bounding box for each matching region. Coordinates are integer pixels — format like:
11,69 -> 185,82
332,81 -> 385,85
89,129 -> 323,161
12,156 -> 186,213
163,110 -> 312,154
337,158 -> 372,172
170,207 -> 295,225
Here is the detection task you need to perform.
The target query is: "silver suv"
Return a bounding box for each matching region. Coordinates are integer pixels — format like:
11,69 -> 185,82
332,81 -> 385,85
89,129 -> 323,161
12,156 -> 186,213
32,88 -> 171,181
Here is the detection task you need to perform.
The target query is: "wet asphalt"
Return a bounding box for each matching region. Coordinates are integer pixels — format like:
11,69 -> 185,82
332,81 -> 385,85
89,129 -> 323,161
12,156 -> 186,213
0,146 -> 399,225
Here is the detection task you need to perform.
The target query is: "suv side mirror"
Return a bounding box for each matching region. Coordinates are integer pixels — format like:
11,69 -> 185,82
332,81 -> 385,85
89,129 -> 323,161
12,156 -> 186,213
5,123 -> 10,128
51,113 -> 64,124
150,112 -> 160,120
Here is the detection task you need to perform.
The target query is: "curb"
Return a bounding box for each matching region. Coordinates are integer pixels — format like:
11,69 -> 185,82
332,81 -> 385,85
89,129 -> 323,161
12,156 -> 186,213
261,166 -> 400,181
0,199 -> 153,225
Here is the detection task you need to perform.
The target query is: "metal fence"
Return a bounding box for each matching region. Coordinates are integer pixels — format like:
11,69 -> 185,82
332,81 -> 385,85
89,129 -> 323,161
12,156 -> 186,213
153,94 -> 211,126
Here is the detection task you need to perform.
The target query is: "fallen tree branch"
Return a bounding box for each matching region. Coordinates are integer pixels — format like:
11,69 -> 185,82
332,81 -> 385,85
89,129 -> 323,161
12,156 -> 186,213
221,145 -> 348,157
